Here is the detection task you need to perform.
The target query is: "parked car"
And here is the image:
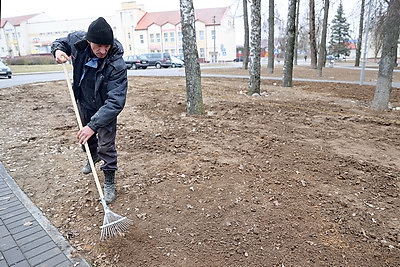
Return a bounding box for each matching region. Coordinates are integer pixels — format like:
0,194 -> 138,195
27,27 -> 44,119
0,61 -> 12,79
124,55 -> 149,69
233,57 -> 243,62
326,55 -> 335,61
175,54 -> 185,62
142,52 -> 171,68
170,56 -> 184,68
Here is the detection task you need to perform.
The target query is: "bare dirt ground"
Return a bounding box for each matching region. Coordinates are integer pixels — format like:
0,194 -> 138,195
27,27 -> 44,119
1,64 -> 400,266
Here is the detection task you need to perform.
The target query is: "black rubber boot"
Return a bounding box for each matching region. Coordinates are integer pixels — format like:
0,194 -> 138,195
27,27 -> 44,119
81,153 -> 101,174
103,170 -> 116,204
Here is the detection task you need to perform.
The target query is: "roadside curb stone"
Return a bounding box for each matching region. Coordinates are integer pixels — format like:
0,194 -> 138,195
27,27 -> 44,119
0,162 -> 90,267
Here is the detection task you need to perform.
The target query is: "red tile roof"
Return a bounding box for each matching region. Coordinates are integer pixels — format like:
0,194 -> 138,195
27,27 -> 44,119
1,13 -> 41,28
345,42 -> 357,50
135,7 -> 228,30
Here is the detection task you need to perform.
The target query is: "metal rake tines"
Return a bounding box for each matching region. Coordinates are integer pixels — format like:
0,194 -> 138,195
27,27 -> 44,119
100,210 -> 133,240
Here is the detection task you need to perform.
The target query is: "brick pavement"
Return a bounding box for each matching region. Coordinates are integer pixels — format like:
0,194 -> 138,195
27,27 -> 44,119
0,162 -> 90,267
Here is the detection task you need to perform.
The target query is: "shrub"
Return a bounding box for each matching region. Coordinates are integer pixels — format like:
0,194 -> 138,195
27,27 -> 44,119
5,54 -> 56,65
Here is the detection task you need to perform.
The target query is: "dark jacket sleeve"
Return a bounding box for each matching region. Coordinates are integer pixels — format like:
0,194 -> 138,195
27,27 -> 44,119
51,31 -> 86,58
87,57 -> 128,132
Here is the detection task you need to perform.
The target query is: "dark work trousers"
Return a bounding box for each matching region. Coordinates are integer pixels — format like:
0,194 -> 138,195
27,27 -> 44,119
78,104 -> 118,171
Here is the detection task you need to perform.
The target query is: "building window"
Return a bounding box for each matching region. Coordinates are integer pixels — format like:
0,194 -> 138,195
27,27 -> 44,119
170,32 -> 175,42
199,30 -> 204,40
178,32 -> 182,42
211,30 -> 216,40
156,33 -> 161,43
150,34 -> 155,43
179,48 -> 183,55
129,45 -> 132,51
200,48 -> 205,58
171,49 -> 176,55
128,33 -> 131,39
140,35 -> 144,44
164,32 -> 168,43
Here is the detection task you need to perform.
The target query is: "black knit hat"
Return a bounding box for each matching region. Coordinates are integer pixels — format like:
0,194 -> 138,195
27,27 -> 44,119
86,17 -> 114,45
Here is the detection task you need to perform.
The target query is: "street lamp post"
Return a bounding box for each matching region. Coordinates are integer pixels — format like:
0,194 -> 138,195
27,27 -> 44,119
360,0 -> 372,85
213,15 -> 217,63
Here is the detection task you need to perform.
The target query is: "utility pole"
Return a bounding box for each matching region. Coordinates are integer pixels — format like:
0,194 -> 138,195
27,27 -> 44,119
360,0 -> 372,85
213,15 -> 217,63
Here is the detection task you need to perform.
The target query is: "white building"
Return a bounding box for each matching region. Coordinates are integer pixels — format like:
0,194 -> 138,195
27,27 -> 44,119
0,2 -> 236,63
134,7 -> 236,62
0,13 -> 105,57
0,13 -> 52,57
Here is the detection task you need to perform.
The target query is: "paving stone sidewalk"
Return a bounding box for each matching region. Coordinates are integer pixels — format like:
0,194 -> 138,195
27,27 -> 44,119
0,162 -> 90,267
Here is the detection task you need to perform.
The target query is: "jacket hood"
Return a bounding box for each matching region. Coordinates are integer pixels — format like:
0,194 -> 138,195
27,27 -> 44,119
74,35 -> 124,61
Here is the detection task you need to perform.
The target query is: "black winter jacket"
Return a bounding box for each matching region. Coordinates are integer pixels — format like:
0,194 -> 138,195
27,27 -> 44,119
51,31 -> 127,132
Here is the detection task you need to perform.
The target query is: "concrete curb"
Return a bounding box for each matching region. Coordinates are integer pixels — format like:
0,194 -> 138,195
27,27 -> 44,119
0,162 -> 90,267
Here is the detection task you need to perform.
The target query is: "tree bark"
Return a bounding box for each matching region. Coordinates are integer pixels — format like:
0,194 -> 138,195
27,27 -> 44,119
294,0 -> 300,66
317,0 -> 330,77
371,0 -> 400,110
243,0 -> 250,69
267,0 -> 275,74
355,0 -> 365,67
309,0 -> 317,69
180,0 -> 204,115
248,0 -> 262,95
282,0 -> 297,87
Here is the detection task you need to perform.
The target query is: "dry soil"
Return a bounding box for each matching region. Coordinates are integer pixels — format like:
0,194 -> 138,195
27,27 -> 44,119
0,64 -> 400,266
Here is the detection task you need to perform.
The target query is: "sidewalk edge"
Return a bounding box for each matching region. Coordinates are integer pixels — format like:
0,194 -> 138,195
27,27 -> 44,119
0,161 -> 91,267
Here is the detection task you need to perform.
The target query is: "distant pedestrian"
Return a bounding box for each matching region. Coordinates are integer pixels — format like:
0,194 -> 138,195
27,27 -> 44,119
51,17 -> 128,204
304,55 -> 307,62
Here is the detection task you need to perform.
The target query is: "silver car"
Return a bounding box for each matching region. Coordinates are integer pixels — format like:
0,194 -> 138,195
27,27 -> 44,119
0,61 -> 12,79
170,56 -> 184,68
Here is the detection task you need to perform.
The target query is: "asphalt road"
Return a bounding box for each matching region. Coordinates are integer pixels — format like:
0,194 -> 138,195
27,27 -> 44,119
1,64 -> 399,89
0,67 -> 186,89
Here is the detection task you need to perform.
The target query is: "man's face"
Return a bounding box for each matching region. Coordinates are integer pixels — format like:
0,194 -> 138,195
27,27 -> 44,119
88,41 -> 111,58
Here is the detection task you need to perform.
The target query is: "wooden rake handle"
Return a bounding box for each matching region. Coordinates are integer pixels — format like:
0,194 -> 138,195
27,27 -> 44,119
62,63 -> 104,199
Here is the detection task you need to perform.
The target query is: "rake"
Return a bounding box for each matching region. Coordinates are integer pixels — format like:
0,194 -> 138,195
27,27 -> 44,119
62,63 -> 132,240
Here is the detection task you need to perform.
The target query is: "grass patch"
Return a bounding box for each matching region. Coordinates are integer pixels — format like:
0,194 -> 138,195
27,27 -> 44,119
10,64 -> 72,74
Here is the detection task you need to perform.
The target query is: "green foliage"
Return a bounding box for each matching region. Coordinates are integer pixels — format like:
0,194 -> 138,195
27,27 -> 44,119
329,1 -> 351,58
5,55 -> 56,65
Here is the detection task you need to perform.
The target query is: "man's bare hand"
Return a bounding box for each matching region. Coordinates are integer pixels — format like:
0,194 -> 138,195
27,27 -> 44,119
55,50 -> 69,64
77,126 -> 95,144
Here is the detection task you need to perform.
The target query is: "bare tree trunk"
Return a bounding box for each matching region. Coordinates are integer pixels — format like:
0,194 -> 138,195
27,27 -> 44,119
180,0 -> 204,115
371,0 -> 400,110
317,0 -> 330,77
282,0 -> 297,87
371,7 -> 385,62
309,0 -> 317,69
243,0 -> 250,69
248,0 -> 262,95
267,0 -> 275,74
294,0 -> 300,65
355,0 -> 365,67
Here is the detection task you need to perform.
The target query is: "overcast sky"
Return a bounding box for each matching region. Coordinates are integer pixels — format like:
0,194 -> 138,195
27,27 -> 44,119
2,0 -> 236,19
2,0 -> 356,21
